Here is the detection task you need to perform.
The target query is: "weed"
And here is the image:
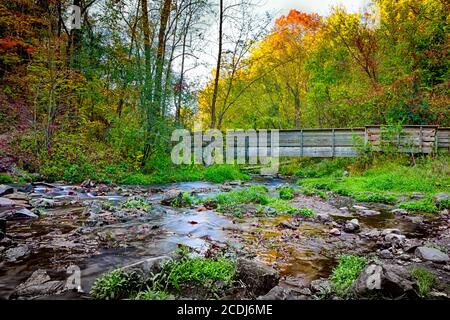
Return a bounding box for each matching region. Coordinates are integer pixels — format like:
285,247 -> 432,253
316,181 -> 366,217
279,186 -> 295,200
398,197 -> 439,214
411,268 -> 436,298
90,269 -> 142,300
134,289 -> 171,300
122,197 -> 151,211
0,174 -> 13,184
166,257 -> 235,290
330,255 -> 367,295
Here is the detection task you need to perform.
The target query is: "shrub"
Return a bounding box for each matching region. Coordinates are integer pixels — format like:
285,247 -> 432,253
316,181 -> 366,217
411,268 -> 436,298
279,186 -> 295,200
167,257 -> 235,290
398,198 -> 439,214
204,165 -> 249,183
90,269 -> 142,300
330,255 -> 367,295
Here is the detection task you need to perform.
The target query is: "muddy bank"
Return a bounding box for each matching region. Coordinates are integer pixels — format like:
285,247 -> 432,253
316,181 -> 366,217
0,178 -> 449,300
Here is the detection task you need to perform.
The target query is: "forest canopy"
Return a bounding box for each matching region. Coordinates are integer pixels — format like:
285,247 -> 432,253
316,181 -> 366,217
0,0 -> 448,180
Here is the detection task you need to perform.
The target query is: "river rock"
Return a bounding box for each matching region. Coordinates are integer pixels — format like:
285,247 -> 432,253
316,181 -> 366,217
310,278 -> 331,294
381,229 -> 402,236
433,193 -> 450,208
278,221 -> 296,230
351,263 -> 417,298
344,219 -> 360,233
392,208 -> 408,215
316,213 -> 331,223
5,208 -> 39,220
236,258 -> 280,296
353,205 -> 368,211
5,244 -> 30,262
379,249 -> 393,259
257,286 -> 300,300
0,197 -> 16,207
359,209 -> 380,216
0,219 -> 5,238
121,255 -> 172,274
329,228 -> 341,236
384,233 -> 406,246
0,184 -> 14,197
415,246 -> 449,263
11,269 -> 65,298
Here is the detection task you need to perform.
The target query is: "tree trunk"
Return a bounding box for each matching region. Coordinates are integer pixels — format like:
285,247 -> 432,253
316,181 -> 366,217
210,0 -> 223,129
153,0 -> 173,115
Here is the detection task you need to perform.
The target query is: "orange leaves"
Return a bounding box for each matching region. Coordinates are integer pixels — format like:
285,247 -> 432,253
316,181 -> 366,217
275,10 -> 322,33
0,37 -> 33,55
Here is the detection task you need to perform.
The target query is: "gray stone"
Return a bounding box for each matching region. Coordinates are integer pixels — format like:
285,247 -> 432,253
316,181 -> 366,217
415,246 -> 449,263
310,279 -> 331,294
316,213 -> 331,223
353,205 -> 368,211
5,244 -> 30,262
344,219 -> 360,233
0,197 -> 16,207
381,229 -> 402,236
329,228 -> 341,236
278,221 -> 297,230
236,258 -> 280,296
0,185 -> 14,197
433,192 -> 450,207
392,208 -> 408,215
351,263 -> 417,298
384,233 -> 406,245
121,255 -> 172,274
360,209 -> 381,216
12,269 -> 64,298
10,208 -> 38,220
379,249 -> 393,259
257,286 -> 294,300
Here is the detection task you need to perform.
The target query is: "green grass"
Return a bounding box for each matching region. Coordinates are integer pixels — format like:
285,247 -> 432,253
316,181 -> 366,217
134,289 -> 171,300
166,257 -> 236,290
330,255 -> 367,295
279,186 -> 295,200
90,269 -> 141,300
411,268 -> 436,298
398,197 -> 439,214
204,165 -> 249,183
298,157 -> 450,205
121,197 -> 152,211
0,174 -> 14,184
214,186 -> 314,217
215,186 -> 270,205
280,158 -> 352,178
171,192 -> 195,208
300,186 -> 328,199
351,192 -> 398,204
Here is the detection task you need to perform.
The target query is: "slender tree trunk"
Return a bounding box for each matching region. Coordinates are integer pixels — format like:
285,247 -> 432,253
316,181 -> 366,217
210,0 -> 223,129
153,0 -> 173,115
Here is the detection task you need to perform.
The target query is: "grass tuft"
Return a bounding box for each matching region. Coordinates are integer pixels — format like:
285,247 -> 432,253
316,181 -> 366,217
330,255 -> 367,295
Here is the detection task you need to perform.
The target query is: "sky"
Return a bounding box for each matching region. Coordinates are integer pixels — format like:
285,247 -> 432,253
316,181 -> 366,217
189,0 -> 372,87
257,0 -> 371,17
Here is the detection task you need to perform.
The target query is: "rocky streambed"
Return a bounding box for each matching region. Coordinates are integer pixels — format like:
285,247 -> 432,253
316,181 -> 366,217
0,178 -> 449,300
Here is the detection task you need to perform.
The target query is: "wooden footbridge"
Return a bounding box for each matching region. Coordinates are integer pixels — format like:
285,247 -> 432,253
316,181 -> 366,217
186,125 -> 450,158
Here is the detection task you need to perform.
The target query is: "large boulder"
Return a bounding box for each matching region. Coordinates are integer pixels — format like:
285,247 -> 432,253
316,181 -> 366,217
11,269 -> 65,298
415,246 -> 449,263
0,208 -> 38,221
236,258 -> 280,296
351,263 -> 418,298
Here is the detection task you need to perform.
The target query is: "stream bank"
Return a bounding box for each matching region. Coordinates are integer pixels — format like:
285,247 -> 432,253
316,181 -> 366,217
1,177 -> 449,300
